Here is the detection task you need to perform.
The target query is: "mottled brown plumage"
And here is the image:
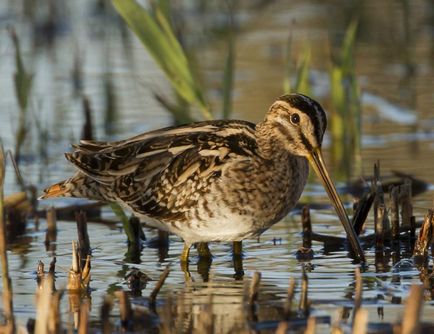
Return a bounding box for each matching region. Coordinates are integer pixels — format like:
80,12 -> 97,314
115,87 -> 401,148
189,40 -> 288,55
40,93 -> 365,262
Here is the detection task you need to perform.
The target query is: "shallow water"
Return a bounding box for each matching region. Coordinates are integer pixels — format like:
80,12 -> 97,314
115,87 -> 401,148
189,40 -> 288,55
1,0 -> 434,332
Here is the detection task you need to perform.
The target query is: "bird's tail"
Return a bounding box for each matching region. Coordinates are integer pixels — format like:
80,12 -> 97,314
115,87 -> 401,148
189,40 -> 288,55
39,179 -> 74,200
39,173 -> 105,200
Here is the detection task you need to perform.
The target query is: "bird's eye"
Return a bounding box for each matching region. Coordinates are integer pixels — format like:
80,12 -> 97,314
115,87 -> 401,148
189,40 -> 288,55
290,113 -> 300,125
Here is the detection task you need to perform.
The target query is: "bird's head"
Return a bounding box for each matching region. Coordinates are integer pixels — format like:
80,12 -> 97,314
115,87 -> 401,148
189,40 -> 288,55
263,93 -> 365,262
264,93 -> 327,157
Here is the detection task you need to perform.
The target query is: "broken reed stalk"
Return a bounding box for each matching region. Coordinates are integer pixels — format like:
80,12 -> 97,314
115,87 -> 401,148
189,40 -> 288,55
0,145 -> 15,333
401,285 -> 424,334
275,321 -> 288,334
298,269 -> 309,317
81,96 -> 93,141
352,267 -> 362,324
78,300 -> 89,334
413,209 -> 434,262
149,266 -> 170,305
49,257 -> 56,275
399,180 -> 413,229
36,260 -> 45,286
302,205 -> 312,248
304,316 -> 316,334
75,211 -> 91,268
100,295 -> 114,334
373,162 -> 390,249
352,308 -> 368,334
68,241 -> 91,291
376,204 -> 386,249
35,274 -> 62,334
390,186 -> 400,242
45,206 -> 57,246
283,277 -> 296,319
352,191 -> 374,236
116,290 -> 132,331
248,271 -> 261,305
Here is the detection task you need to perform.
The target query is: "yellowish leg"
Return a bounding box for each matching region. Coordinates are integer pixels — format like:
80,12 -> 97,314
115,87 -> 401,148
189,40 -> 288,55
180,243 -> 192,281
180,243 -> 191,263
197,242 -> 212,258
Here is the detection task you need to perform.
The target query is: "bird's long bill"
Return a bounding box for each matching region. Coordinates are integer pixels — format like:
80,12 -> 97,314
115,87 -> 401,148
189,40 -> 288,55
307,147 -> 365,262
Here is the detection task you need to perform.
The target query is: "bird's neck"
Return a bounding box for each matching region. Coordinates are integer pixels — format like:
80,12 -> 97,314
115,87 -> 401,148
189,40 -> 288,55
256,120 -> 288,160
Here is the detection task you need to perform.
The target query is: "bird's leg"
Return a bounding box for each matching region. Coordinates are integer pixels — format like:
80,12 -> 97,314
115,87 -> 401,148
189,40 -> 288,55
180,243 -> 191,263
233,241 -> 243,257
232,241 -> 244,280
196,242 -> 212,258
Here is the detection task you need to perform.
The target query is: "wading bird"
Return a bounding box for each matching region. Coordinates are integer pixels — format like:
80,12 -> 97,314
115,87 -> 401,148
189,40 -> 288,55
40,93 -> 364,263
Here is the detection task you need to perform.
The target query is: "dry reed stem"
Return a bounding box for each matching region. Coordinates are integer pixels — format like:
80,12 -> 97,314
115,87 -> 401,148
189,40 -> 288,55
400,180 -> 413,228
401,285 -> 424,334
47,289 -> 63,334
78,300 -> 89,334
352,308 -> 368,334
376,204 -> 386,249
35,275 -> 59,334
100,295 -> 113,334
390,186 -> 400,242
45,206 -> 57,246
68,241 -> 91,291
352,192 -> 374,236
352,267 -> 362,324
76,211 -> 91,268
413,210 -> 434,260
302,205 -> 312,248
275,321 -> 288,334
149,266 -> 170,304
298,269 -> 309,317
0,145 -> 15,333
304,316 -> 316,334
283,277 -> 296,319
115,290 -> 132,330
49,257 -> 56,275
248,271 -> 261,305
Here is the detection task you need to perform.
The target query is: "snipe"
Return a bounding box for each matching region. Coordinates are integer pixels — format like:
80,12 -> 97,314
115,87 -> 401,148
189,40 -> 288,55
40,93 -> 365,262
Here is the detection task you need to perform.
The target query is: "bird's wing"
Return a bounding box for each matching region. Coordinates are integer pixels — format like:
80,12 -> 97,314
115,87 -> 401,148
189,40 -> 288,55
66,120 -> 258,219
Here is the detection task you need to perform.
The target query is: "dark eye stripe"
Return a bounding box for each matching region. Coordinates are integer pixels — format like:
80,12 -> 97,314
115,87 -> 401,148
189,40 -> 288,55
299,132 -> 313,151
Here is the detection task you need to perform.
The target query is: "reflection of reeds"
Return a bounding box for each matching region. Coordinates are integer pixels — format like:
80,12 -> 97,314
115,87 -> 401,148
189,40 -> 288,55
10,29 -> 33,164
0,145 -> 16,333
283,39 -> 311,95
330,21 -> 361,180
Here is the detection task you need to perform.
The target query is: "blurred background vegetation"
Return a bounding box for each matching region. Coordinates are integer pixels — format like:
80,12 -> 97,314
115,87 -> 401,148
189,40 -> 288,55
0,0 -> 433,189
1,0 -> 434,327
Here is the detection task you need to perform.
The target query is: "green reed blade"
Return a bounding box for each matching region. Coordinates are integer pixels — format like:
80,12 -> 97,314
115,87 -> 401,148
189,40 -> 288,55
283,35 -> 293,93
109,203 -> 136,244
294,46 -> 311,96
112,0 -> 212,120
222,29 -> 235,119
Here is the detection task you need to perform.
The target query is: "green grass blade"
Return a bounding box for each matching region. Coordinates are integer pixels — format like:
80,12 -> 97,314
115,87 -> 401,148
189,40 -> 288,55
109,203 -> 136,244
222,32 -> 235,119
341,20 -> 358,72
294,46 -> 311,95
283,35 -> 293,93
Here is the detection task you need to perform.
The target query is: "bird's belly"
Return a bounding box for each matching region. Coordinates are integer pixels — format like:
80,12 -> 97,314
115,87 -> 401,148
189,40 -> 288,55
171,211 -> 263,244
